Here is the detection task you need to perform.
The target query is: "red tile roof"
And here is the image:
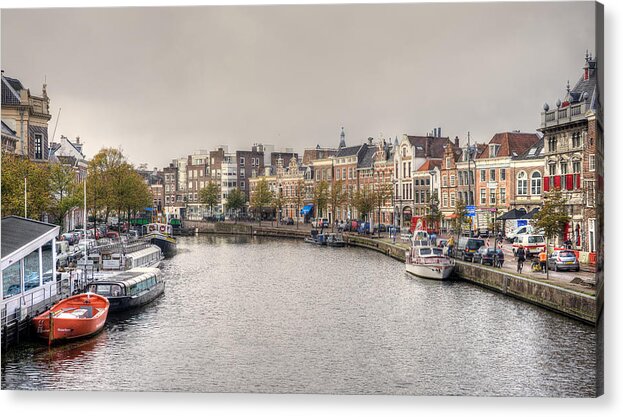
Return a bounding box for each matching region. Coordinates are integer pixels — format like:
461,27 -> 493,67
477,132 -> 540,159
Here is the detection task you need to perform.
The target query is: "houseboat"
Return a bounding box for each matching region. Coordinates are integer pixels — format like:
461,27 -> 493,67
405,240 -> 455,280
32,293 -> 109,344
142,223 -> 177,257
85,267 -> 165,312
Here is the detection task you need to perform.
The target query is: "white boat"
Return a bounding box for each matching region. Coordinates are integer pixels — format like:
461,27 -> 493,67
405,241 -> 455,280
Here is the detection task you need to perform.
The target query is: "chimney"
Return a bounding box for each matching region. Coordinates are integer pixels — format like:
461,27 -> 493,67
438,127 -> 442,137
425,136 -> 432,157
368,137 -> 373,145
76,136 -> 80,144
454,136 -> 460,147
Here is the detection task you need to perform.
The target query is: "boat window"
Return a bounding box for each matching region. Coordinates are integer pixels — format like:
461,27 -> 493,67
129,284 -> 138,296
2,262 -> 22,299
93,284 -> 112,296
42,239 -> 54,283
420,248 -> 432,255
432,248 -> 443,256
24,249 -> 41,291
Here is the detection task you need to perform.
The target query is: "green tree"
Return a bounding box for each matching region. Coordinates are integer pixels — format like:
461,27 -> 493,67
272,187 -> 286,227
450,199 -> 468,241
199,181 -> 220,216
533,188 -> 570,280
312,180 -> 329,223
352,186 -> 374,223
371,182 -> 393,236
225,187 -> 246,223
425,190 -> 443,232
291,179 -> 306,230
328,180 -> 347,231
1,153 -> 50,219
49,163 -> 82,232
250,178 -> 272,226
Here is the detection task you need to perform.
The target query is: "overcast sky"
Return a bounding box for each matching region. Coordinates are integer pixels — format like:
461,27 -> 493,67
1,1 -> 600,169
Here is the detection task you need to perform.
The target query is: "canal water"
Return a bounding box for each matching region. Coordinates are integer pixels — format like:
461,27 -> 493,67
1,235 -> 598,396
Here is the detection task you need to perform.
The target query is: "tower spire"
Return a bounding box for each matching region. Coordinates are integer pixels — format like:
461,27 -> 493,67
339,126 -> 346,148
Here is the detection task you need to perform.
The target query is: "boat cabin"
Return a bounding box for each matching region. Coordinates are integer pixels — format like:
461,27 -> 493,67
143,223 -> 173,236
1,216 -> 59,320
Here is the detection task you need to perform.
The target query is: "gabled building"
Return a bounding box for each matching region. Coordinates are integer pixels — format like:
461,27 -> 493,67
539,51 -> 603,253
1,71 -> 52,161
473,131 -> 541,232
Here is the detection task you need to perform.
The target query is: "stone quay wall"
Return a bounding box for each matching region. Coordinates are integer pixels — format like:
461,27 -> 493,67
183,221 -> 599,324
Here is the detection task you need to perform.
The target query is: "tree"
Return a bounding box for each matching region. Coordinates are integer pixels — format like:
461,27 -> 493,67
291,179 -> 306,230
425,190 -> 443,233
352,186 -> 374,223
1,152 -> 50,219
371,182 -> 393,237
250,178 -> 272,226
328,180 -> 347,231
271,187 -> 286,227
49,163 -> 82,232
450,199 -> 468,241
533,188 -> 570,280
312,180 -> 329,224
199,181 -> 220,216
225,187 -> 246,223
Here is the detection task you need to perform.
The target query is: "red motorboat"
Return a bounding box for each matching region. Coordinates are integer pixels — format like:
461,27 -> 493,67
32,293 -> 110,344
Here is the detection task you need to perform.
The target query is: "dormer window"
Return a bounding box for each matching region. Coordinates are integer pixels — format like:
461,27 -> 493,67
489,144 -> 500,158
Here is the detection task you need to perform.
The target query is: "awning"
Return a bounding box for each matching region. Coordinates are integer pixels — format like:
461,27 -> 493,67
300,204 -> 314,215
496,209 -> 524,221
445,213 -> 458,219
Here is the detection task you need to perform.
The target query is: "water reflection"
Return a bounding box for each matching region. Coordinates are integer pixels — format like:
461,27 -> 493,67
1,235 -> 597,396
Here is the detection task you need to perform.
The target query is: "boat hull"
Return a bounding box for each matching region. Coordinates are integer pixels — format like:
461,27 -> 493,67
32,294 -> 109,343
405,263 -> 454,280
149,235 -> 177,257
107,282 -> 166,313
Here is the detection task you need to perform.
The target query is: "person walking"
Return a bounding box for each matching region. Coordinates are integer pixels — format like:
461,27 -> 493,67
496,249 -> 505,268
539,249 -> 548,274
516,245 -> 526,273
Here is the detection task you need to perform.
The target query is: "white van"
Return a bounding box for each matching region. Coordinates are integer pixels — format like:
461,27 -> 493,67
507,225 -> 534,241
512,234 -> 546,257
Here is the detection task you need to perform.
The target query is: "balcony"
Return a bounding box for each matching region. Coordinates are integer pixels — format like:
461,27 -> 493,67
541,103 -> 587,129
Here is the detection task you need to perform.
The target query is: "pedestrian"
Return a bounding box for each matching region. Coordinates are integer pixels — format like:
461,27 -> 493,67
539,249 -> 548,274
516,245 -> 526,273
496,249 -> 505,268
447,236 -> 455,258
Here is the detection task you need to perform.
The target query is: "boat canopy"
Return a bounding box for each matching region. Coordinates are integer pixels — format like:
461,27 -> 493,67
300,204 -> 314,215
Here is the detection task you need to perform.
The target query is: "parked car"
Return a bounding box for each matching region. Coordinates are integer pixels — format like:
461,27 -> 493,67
473,247 -> 497,265
455,237 -> 486,262
548,250 -> 580,272
60,232 -> 78,245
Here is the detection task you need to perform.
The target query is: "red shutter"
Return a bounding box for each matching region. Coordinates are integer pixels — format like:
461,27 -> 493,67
553,175 -> 561,189
566,174 -> 574,190
575,174 -> 581,189
544,176 -> 550,192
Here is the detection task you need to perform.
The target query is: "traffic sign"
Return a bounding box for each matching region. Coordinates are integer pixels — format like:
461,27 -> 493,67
466,205 -> 476,211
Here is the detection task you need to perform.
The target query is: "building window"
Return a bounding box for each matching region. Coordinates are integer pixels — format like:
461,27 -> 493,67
442,175 -> 447,187
336,169 -> 340,180
490,169 -> 496,182
458,171 -> 463,186
573,160 -> 581,173
34,134 -> 43,159
500,169 -> 506,181
490,189 -> 496,204
517,172 -> 528,195
24,249 -> 40,292
548,136 -> 558,152
450,192 -> 456,207
572,132 -> 581,148
548,163 -> 556,176
446,157 -> 451,169
480,188 -> 486,204
500,188 -> 506,204
531,171 -> 542,195
589,154 -> 595,171
240,169 -> 245,179
450,175 -> 455,187
480,170 -> 486,182
489,144 -> 500,158
239,157 -> 245,166
241,182 -> 245,189
442,193 -> 448,208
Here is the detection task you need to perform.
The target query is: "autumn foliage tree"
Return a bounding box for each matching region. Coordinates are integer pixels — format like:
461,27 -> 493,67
1,153 -> 51,220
